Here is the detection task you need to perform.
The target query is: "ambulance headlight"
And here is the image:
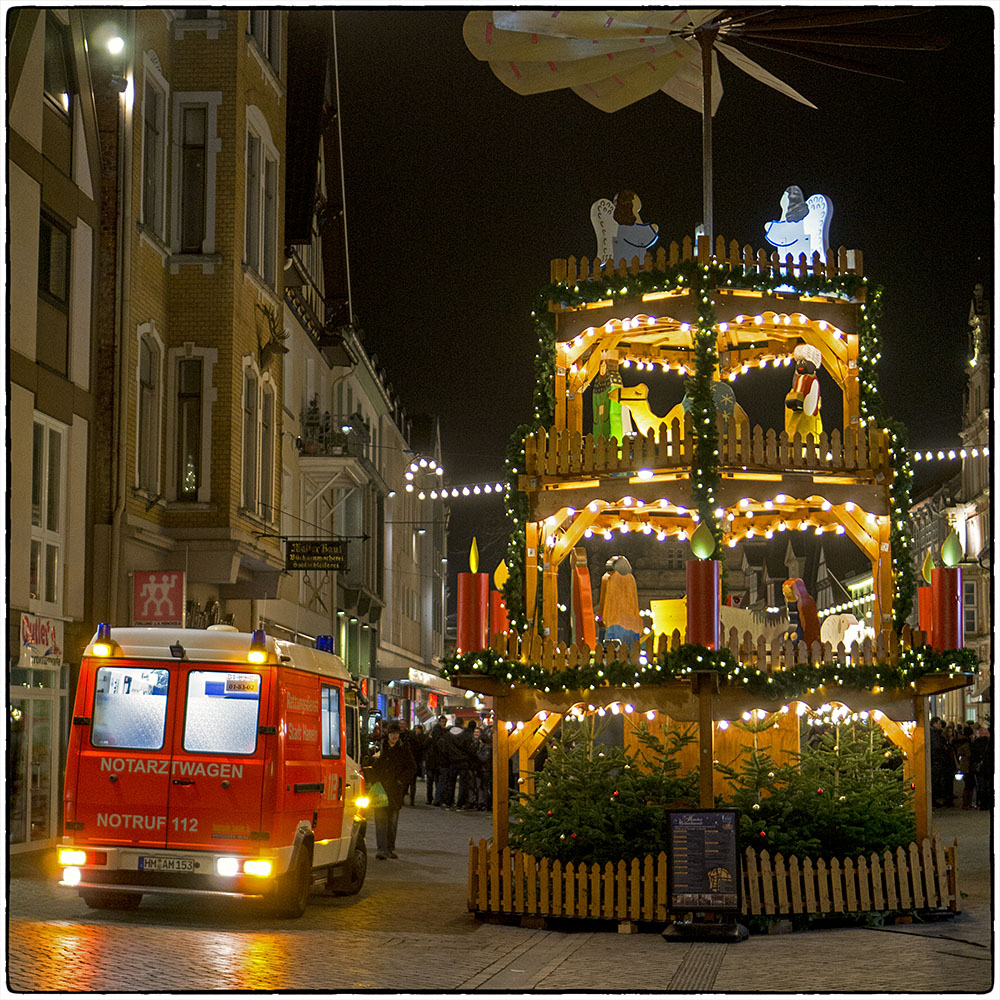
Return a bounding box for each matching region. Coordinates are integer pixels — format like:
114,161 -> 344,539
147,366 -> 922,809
216,857 -> 240,877
59,848 -> 88,866
355,795 -> 370,809
63,867 -> 82,886
243,859 -> 272,877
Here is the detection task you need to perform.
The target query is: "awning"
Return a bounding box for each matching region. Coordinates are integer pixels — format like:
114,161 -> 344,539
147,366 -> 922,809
377,664 -> 452,697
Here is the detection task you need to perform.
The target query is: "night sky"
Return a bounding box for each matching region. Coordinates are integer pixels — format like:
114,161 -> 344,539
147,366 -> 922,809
334,6 -> 995,608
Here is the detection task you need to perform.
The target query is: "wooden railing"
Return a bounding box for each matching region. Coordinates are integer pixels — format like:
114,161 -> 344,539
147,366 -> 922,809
524,416 -> 889,481
550,236 -> 864,286
491,625 -> 923,673
468,836 -> 957,923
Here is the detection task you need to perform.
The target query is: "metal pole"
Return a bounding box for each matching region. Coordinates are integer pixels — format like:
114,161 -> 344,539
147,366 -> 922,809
699,29 -> 718,246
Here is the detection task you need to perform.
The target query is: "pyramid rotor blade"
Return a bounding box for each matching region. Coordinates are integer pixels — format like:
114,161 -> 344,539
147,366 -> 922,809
739,37 -> 906,81
715,41 -> 816,108
570,51 -> 697,113
732,8 -> 926,31
741,28 -> 949,51
463,11 -> 653,61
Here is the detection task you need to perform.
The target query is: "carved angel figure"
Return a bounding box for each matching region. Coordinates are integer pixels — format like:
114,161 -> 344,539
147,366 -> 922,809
763,185 -> 832,264
591,190 -> 659,265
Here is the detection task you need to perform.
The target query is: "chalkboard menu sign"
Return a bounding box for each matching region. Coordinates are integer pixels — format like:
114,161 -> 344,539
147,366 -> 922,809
667,809 -> 740,912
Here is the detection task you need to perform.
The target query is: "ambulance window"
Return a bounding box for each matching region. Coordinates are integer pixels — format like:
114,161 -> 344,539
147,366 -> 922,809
345,705 -> 358,761
321,685 -> 341,758
183,671 -> 261,754
91,666 -> 170,749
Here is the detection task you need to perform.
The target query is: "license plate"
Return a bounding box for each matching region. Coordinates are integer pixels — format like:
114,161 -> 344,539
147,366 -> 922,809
139,855 -> 196,872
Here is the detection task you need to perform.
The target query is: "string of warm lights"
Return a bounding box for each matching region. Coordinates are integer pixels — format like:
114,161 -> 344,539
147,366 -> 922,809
911,445 -> 988,462
396,455 -> 506,500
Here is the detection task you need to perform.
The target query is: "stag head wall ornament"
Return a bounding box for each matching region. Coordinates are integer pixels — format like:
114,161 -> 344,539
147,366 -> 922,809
255,302 -> 290,370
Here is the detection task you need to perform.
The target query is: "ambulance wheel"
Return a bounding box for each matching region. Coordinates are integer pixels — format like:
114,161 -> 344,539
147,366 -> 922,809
275,847 -> 312,918
82,890 -> 142,911
332,841 -> 367,896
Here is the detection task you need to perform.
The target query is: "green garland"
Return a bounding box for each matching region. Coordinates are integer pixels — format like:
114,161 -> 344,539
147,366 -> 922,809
884,418 -> 916,630
687,264 -> 724,563
441,643 -> 979,701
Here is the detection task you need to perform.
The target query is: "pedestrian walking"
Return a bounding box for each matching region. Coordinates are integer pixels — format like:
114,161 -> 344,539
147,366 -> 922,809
456,720 -> 479,809
426,715 -> 449,805
971,726 -> 992,810
954,724 -> 975,809
407,723 -> 430,806
368,720 -> 416,859
473,724 -> 492,809
929,716 -> 954,808
433,722 -> 466,808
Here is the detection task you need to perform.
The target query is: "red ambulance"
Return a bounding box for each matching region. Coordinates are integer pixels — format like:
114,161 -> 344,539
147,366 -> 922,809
56,624 -> 369,917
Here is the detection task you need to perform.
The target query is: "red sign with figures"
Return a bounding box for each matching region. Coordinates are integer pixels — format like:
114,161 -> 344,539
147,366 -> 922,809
132,571 -> 186,626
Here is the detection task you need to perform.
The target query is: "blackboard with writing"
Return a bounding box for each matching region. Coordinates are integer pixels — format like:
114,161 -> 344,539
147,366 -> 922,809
667,809 -> 740,912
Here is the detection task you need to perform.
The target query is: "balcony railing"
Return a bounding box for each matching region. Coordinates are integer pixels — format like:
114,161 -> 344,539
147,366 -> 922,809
524,415 -> 889,482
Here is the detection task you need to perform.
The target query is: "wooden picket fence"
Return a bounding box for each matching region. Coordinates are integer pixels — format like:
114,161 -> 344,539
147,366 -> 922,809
523,417 -> 889,481
468,836 -> 958,924
491,624 -> 922,674
549,235 -> 864,286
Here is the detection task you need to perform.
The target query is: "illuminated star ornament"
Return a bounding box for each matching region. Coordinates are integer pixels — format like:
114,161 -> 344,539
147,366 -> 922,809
464,8 -> 947,238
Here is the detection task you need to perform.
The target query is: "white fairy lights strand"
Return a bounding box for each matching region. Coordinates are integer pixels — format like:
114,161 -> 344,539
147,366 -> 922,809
911,445 -> 988,462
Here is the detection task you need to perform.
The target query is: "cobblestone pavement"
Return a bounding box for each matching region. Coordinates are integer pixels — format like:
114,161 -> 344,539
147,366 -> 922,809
6,792 -> 994,994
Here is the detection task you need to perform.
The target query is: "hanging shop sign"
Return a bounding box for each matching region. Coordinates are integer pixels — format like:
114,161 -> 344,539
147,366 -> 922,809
132,570 -> 186,626
20,613 -> 64,668
285,539 -> 348,571
667,809 -> 740,912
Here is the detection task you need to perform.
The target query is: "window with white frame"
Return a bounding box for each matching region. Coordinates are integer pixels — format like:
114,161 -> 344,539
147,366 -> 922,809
178,104 -> 207,253
141,67 -> 168,238
176,357 -> 203,500
137,328 -> 163,492
244,109 -> 279,287
249,10 -> 280,73
241,366 -> 276,520
964,579 -> 977,635
31,414 -> 66,610
243,370 -> 258,512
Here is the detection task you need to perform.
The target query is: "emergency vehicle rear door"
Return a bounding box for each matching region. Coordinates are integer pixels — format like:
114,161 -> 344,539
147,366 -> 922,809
164,666 -> 270,851
73,660 -> 176,848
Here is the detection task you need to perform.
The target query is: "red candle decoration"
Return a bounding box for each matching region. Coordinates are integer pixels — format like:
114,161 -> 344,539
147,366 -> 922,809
917,585 -> 935,648
457,538 -> 489,652
686,559 -> 720,649
931,567 -> 963,651
489,589 -> 509,638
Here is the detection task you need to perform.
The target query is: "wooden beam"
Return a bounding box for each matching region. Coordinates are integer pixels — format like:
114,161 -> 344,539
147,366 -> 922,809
693,672 -> 719,808
912,697 -> 932,843
525,521 -> 540,633
493,717 -> 511,849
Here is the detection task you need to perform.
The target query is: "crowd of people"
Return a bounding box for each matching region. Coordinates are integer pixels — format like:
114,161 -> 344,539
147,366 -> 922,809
929,717 -> 992,810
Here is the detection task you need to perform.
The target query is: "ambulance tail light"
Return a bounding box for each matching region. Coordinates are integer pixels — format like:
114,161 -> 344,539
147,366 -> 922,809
247,628 -> 268,664
58,848 -> 108,867
217,857 -> 273,878
242,859 -> 273,878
